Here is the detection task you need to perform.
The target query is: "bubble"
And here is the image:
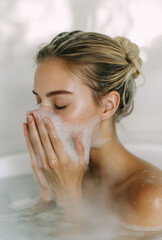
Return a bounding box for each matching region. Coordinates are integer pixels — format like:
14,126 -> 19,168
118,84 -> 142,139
121,222 -> 162,232
28,105 -> 109,165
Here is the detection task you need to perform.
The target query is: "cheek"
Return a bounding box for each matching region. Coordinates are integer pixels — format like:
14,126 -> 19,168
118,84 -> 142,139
61,100 -> 99,126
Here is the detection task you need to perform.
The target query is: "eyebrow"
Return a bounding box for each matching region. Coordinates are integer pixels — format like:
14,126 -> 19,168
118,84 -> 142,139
32,90 -> 74,97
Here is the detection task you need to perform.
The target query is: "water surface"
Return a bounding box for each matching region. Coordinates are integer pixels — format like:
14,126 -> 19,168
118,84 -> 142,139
0,174 -> 162,240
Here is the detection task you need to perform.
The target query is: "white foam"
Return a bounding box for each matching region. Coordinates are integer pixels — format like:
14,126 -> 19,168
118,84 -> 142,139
121,222 -> 162,232
9,197 -> 39,209
28,105 -> 109,165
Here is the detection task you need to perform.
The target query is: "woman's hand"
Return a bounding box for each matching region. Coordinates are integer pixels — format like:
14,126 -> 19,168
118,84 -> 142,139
23,110 -> 87,207
23,113 -> 54,203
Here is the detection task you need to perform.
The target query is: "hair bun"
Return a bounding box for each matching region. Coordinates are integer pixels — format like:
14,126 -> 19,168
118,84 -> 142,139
114,36 -> 145,81
114,36 -> 140,61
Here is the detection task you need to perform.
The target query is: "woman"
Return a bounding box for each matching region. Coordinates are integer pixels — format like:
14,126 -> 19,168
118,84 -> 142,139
23,31 -> 162,228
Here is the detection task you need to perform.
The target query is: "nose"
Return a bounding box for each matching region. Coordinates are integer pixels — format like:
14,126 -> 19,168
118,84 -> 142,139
26,103 -> 54,121
38,102 -> 54,114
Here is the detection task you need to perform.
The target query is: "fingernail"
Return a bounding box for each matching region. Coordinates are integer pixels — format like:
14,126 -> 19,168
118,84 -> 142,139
28,115 -> 33,122
33,112 -> 37,118
26,111 -> 30,117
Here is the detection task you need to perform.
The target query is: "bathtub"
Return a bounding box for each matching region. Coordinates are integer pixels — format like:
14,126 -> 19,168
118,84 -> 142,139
0,143 -> 162,179
0,144 -> 162,240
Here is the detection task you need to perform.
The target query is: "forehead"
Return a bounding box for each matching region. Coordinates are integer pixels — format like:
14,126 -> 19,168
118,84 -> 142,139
34,59 -> 79,92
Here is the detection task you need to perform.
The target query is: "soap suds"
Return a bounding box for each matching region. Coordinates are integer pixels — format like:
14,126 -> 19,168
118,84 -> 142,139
28,105 -> 111,165
121,222 -> 162,232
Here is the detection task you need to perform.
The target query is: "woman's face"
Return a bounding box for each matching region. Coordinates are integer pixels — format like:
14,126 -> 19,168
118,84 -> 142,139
33,59 -> 101,126
32,59 -> 109,163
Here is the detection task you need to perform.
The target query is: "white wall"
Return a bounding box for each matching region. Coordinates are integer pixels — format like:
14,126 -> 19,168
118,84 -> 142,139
0,0 -> 162,156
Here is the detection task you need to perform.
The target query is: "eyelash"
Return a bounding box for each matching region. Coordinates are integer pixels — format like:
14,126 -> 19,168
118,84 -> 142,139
36,102 -> 67,110
55,105 -> 67,110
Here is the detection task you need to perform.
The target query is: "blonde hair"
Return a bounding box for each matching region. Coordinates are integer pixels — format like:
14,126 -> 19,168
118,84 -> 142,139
35,31 -> 145,122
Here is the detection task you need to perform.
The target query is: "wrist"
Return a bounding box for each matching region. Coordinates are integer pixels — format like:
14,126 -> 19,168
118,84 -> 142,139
40,187 -> 54,202
56,185 -> 83,208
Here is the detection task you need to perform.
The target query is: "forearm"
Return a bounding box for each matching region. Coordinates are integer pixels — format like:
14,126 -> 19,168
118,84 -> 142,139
39,188 -> 54,203
55,185 -> 83,209
39,185 -> 83,208
38,185 -> 84,222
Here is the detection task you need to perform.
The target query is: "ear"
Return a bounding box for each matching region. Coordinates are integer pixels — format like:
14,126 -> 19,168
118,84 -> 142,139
100,91 -> 120,121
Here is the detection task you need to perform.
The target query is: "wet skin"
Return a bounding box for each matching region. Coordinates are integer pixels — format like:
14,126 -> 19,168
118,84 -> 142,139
23,58 -> 162,228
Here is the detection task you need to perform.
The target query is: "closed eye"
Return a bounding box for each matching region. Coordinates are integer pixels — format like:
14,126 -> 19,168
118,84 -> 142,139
35,102 -> 67,110
55,105 -> 67,110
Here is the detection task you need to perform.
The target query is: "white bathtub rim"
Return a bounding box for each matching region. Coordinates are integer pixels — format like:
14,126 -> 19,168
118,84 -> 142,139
0,143 -> 161,179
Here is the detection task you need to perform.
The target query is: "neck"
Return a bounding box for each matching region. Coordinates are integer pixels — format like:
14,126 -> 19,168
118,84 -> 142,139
89,119 -> 129,185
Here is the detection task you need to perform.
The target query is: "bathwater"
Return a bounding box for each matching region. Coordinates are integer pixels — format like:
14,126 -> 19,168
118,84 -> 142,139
0,174 -> 162,240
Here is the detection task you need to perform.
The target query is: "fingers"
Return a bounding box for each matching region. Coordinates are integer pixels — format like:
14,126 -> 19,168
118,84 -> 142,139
43,116 -> 67,162
23,123 -> 37,164
32,111 -> 58,168
23,123 -> 49,189
26,113 -> 50,170
75,133 -> 87,169
26,111 -> 86,174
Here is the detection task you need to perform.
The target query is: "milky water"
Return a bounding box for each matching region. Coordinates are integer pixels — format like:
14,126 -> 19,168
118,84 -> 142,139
0,174 -> 162,240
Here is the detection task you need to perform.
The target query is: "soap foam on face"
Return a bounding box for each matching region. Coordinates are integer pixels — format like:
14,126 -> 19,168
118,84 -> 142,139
28,105 -> 111,165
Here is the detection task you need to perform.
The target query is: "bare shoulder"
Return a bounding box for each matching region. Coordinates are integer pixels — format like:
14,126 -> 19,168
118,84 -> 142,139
121,168 -> 162,227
